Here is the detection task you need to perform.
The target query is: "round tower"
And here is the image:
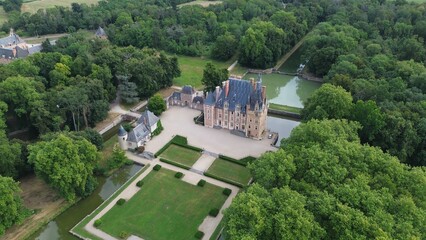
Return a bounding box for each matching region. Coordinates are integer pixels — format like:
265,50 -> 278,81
118,125 -> 128,150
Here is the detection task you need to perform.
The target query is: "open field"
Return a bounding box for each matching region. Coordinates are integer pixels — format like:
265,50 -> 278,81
99,168 -> 227,240
21,0 -> 100,13
179,0 -> 223,7
206,158 -> 252,185
160,144 -> 201,167
174,55 -> 232,89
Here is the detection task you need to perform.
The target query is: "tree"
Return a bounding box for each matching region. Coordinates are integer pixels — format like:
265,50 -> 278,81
2,0 -> 23,12
76,128 -> 103,150
117,75 -> 139,104
211,33 -> 237,61
147,94 -> 166,116
41,39 -> 53,53
301,83 -> 354,121
350,100 -> 385,142
107,145 -> 131,170
0,176 -> 25,236
202,63 -> 229,93
28,134 -> 99,201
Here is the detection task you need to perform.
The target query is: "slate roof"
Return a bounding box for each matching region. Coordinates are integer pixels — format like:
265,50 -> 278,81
192,96 -> 204,104
0,34 -> 23,47
205,77 -> 264,114
118,125 -> 127,136
182,85 -> 195,95
171,91 -> 181,100
95,27 -> 107,37
0,48 -> 14,58
127,124 -> 149,143
137,110 -> 159,132
28,44 -> 42,54
15,46 -> 29,58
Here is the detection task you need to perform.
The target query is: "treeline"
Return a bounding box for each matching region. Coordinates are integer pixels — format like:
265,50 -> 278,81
301,0 -> 426,166
1,0 -> 326,68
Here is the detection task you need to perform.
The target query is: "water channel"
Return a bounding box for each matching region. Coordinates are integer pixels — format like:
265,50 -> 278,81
31,150 -> 142,240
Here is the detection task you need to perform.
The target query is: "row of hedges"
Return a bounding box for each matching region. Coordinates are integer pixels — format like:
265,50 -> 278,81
218,155 -> 247,166
173,141 -> 203,152
155,135 -> 199,157
204,172 -> 245,188
160,158 -> 191,170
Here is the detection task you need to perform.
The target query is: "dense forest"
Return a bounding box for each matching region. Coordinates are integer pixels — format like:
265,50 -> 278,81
0,0 -> 425,238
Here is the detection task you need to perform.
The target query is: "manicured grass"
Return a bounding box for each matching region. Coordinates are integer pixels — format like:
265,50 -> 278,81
174,55 -> 231,89
71,164 -> 150,240
99,169 -> 227,240
206,158 -> 252,185
269,103 -> 302,114
160,144 -> 202,167
21,0 -> 100,13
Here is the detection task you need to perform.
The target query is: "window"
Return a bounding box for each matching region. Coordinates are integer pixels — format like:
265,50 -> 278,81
219,114 -> 221,118
255,125 -> 258,130
230,123 -> 233,127
225,121 -> 228,125
237,113 -> 240,117
248,125 -> 251,129
242,125 -> 245,130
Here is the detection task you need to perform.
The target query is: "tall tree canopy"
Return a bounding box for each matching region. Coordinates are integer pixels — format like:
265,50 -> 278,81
28,133 -> 99,201
202,63 -> 229,93
0,176 -> 25,236
224,119 -> 426,239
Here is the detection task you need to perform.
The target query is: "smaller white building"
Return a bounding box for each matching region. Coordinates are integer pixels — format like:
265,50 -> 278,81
118,110 -> 159,150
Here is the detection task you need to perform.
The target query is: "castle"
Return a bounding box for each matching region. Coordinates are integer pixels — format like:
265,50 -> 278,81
0,29 -> 42,60
168,76 -> 268,140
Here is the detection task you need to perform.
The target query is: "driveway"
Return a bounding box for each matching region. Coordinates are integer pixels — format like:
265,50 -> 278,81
145,107 -> 276,159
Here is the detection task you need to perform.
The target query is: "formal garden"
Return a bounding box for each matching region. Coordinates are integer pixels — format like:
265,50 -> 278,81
159,144 -> 202,168
205,157 -> 252,187
96,168 -> 228,240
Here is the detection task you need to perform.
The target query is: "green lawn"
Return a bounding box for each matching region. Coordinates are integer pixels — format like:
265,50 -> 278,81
21,0 -> 100,13
206,158 -> 252,185
269,103 -> 302,114
99,169 -> 227,240
174,55 -> 232,89
160,144 -> 201,167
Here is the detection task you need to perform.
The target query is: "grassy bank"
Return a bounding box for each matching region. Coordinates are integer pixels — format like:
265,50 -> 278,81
268,103 -> 302,114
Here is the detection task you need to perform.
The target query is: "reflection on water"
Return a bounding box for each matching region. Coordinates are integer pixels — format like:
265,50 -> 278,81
32,164 -> 142,240
267,115 -> 300,146
244,73 -> 321,108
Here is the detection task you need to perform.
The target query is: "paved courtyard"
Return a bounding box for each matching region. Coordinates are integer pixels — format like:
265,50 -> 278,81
145,107 -> 276,159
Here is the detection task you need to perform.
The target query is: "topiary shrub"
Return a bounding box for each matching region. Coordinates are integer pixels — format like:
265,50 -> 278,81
209,208 -> 220,217
194,231 -> 204,239
197,179 -> 206,187
119,231 -> 129,239
175,172 -> 184,179
136,180 -> 144,187
223,188 -> 232,196
116,198 -> 126,205
153,164 -> 162,171
94,219 -> 102,228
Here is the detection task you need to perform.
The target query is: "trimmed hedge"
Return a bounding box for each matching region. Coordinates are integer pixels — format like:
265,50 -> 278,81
175,172 -> 184,179
94,219 -> 102,228
155,135 -> 202,157
136,180 -> 144,187
209,208 -> 220,217
197,179 -> 206,187
240,156 -> 256,165
116,198 -> 126,205
218,154 -> 247,166
153,164 -> 162,171
172,142 -> 203,152
195,231 -> 204,239
223,188 -> 232,196
160,158 -> 191,170
204,172 -> 245,188
172,135 -> 188,145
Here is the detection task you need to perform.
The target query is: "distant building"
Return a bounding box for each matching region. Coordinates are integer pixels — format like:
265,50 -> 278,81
167,76 -> 268,140
118,110 -> 159,149
0,29 -> 42,60
95,27 -> 107,39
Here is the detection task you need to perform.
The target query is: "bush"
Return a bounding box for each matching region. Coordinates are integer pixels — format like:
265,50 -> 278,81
197,179 -> 206,187
223,188 -> 232,196
116,198 -> 126,205
122,122 -> 133,132
153,164 -> 162,171
204,172 -> 245,188
94,219 -> 102,228
136,146 -> 145,153
119,231 -> 129,239
160,158 -> 191,170
171,135 -> 188,145
218,155 -> 246,166
136,180 -> 144,187
152,120 -> 164,136
209,208 -> 220,217
175,172 -> 184,179
194,231 -> 204,239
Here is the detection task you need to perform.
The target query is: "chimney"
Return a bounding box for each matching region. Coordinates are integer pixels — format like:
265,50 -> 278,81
250,78 -> 255,90
215,86 -> 220,102
225,80 -> 229,97
9,28 -> 13,36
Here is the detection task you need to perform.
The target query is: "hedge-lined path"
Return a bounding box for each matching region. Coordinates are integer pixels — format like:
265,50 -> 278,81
84,153 -> 239,240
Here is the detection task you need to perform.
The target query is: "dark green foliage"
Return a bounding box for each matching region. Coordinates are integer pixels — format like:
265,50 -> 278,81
211,33 -> 237,61
209,208 -> 219,217
0,176 -> 26,236
151,120 -> 163,136
107,145 -> 132,170
197,179 -> 206,187
116,198 -> 126,206
136,180 -> 144,187
122,123 -> 132,132
154,135 -> 196,157
118,75 -> 139,104
153,164 -> 162,171
202,63 -> 229,93
159,158 -> 191,170
2,0 -> 22,12
223,188 -> 232,196
94,219 -> 102,228
119,231 -> 129,239
175,172 -> 184,179
194,231 -> 204,239
148,94 -> 166,116
171,135 -> 187,145
77,128 -> 104,150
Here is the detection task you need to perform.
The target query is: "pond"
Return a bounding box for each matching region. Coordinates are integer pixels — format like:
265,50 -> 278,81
267,114 -> 300,147
30,164 -> 143,240
244,73 -> 321,108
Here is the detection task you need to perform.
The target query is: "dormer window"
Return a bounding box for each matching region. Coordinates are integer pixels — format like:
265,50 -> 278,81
224,101 -> 229,108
